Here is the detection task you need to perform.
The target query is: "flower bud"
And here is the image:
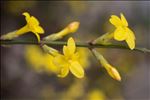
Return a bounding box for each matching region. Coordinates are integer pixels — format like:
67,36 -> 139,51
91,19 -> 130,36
42,44 -> 59,56
67,21 -> 80,33
92,49 -> 121,81
92,32 -> 113,44
105,64 -> 121,81
44,21 -> 80,41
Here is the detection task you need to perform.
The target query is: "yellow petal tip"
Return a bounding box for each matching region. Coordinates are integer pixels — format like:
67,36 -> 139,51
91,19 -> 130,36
22,12 -> 30,17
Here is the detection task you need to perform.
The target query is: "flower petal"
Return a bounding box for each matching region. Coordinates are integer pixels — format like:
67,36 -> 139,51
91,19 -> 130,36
63,45 -> 70,57
57,66 -> 69,78
125,28 -> 135,50
22,12 -> 30,22
72,52 -> 80,61
120,13 -> 128,27
53,55 -> 69,77
69,61 -> 84,78
43,54 -> 59,73
109,15 -> 122,27
67,37 -> 76,55
114,27 -> 127,41
53,54 -> 66,66
35,26 -> 44,34
29,16 -> 39,26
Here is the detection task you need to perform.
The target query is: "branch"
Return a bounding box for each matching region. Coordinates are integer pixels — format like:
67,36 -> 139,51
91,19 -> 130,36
0,40 -> 150,53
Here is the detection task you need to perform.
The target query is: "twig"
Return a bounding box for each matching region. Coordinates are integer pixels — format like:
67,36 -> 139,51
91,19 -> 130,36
0,40 -> 150,53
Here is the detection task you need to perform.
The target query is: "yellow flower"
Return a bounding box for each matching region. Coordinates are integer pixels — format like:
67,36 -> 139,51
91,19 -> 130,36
1,12 -> 44,42
17,12 -> 44,42
109,13 -> 135,50
92,49 -> 121,81
53,37 -> 84,78
44,21 -> 80,41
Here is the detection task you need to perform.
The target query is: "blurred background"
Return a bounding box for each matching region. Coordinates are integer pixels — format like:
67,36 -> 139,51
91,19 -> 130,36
1,1 -> 150,100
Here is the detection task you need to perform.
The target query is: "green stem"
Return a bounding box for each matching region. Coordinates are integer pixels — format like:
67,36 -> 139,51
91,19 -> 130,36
0,40 -> 150,53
